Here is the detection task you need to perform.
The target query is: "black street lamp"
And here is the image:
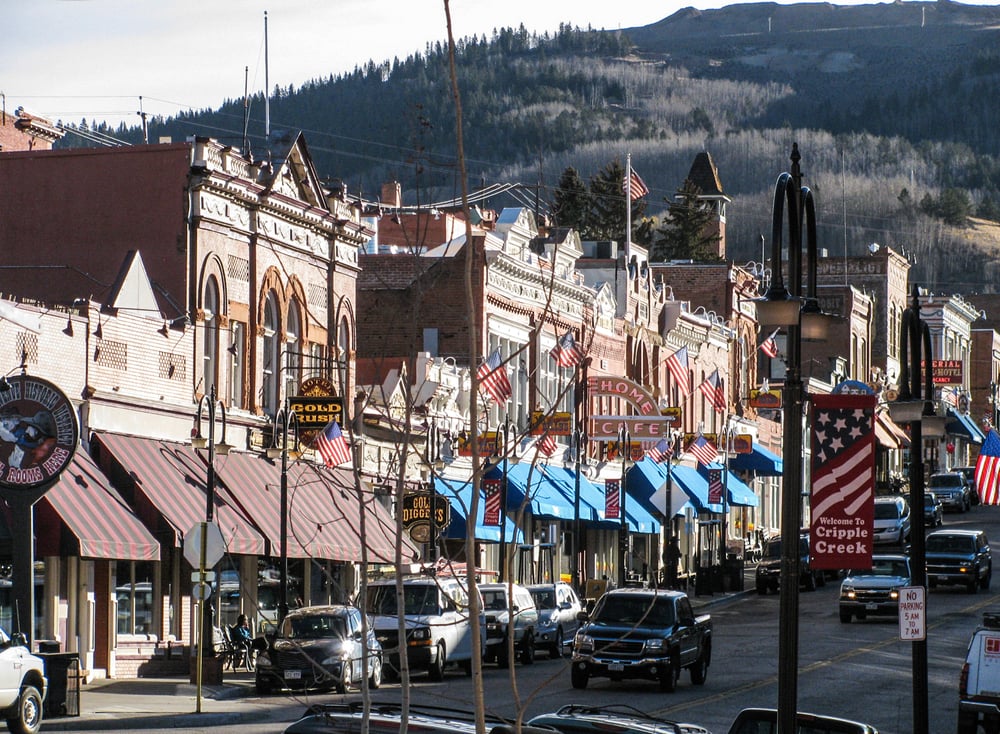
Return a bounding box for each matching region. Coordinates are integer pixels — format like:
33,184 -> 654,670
267,399 -> 300,630
754,144 -> 831,734
888,284 -> 943,734
568,427 -> 587,590
495,414 -> 514,583
618,424 -> 631,588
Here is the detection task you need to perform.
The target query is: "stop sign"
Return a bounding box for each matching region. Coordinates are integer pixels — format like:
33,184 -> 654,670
183,521 -> 226,569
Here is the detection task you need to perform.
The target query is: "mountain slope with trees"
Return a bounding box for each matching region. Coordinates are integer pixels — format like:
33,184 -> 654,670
59,1 -> 1000,292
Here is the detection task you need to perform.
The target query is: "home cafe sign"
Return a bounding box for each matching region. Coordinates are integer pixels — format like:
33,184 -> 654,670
587,376 -> 681,439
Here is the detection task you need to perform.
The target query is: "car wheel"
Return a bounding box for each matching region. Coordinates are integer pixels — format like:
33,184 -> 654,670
929,577 -> 937,589
335,661 -> 351,693
983,567 -> 993,591
6,685 -> 42,734
427,643 -> 446,681
659,652 -> 679,692
520,633 -> 535,665
254,673 -> 273,695
550,626 -> 564,658
756,583 -> 768,596
369,655 -> 383,690
571,664 -> 589,689
839,609 -> 852,624
690,643 -> 709,685
968,578 -> 979,594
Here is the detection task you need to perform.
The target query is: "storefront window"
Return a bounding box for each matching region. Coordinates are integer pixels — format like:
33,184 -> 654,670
115,561 -> 155,636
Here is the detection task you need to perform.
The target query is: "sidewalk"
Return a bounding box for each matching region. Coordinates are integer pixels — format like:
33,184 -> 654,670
40,577 -> 754,731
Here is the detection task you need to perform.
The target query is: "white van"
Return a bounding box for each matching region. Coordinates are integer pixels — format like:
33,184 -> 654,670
959,609 -> 1000,733
364,574 -> 484,680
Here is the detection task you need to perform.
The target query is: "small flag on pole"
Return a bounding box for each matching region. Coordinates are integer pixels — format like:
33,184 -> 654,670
605,478 -> 621,519
665,346 -> 691,397
315,420 -> 352,467
478,348 -> 512,404
623,169 -> 650,201
538,433 -> 557,457
647,438 -> 672,463
687,435 -> 718,466
698,369 -> 727,413
483,478 -> 502,526
761,329 -> 780,358
551,331 -> 585,368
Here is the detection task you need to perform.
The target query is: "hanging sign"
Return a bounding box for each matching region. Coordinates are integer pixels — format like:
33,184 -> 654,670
604,479 -> 621,520
530,411 -> 571,436
0,374 -> 78,491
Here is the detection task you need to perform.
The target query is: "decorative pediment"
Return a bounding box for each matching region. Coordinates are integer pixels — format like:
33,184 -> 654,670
266,133 -> 326,209
106,251 -> 161,316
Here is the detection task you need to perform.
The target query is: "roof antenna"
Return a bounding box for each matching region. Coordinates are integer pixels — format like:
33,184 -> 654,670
137,96 -> 149,144
264,10 -> 270,140
242,65 -> 252,158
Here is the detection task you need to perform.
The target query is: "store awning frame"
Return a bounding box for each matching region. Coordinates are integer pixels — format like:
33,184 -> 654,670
699,464 -> 761,508
727,444 -> 783,476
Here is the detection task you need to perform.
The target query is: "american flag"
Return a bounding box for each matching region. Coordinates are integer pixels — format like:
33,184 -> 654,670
810,393 -> 876,569
687,435 -> 718,466
551,331 -> 585,368
760,329 -> 780,358
647,438 -> 672,463
665,346 -> 691,397
315,420 -> 352,467
708,468 -> 724,505
976,428 -> 1000,505
538,433 -> 557,457
605,478 -> 621,519
483,478 -> 502,526
623,169 -> 650,201
477,348 -> 512,404
698,369 -> 727,413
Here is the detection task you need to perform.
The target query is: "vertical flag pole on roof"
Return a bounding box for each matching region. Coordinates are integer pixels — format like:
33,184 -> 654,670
625,153 -> 633,267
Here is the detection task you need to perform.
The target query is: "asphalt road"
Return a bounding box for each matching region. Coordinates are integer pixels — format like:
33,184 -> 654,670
93,500 -> 999,734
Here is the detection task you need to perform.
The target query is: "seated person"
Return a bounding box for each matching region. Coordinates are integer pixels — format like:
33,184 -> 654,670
230,614 -> 254,662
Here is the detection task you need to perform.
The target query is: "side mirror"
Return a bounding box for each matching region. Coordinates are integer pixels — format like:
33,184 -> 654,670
11,632 -> 28,649
251,636 -> 268,651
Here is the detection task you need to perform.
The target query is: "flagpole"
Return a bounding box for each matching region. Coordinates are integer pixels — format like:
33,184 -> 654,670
625,152 -> 633,267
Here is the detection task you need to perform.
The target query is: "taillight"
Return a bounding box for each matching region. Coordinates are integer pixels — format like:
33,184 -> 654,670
960,661 -> 970,695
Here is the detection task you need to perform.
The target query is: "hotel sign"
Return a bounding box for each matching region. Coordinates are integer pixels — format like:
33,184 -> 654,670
926,360 -> 963,386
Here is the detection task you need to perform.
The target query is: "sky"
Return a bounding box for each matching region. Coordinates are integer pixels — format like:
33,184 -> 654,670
5,0 -> 996,131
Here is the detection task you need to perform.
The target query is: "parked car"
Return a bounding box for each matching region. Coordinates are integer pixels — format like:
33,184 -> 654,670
958,609 -> 1000,734
872,496 -> 910,545
571,588 -> 711,692
839,554 -> 912,623
528,704 -> 711,734
923,492 -> 943,528
928,472 -> 971,512
755,533 -> 824,593
953,465 -> 979,505
254,604 -> 382,694
527,582 -> 583,658
364,574 -> 483,680
480,582 -> 538,667
728,708 -> 879,733
925,529 -> 992,592
0,626 -> 46,734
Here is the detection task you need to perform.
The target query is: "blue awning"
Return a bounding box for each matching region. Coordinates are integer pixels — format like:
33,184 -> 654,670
947,408 -> 985,444
671,465 -> 720,513
699,464 -> 761,507
628,458 -> 691,519
433,476 -> 523,543
499,463 -> 577,520
538,465 -> 659,534
727,444 -> 783,476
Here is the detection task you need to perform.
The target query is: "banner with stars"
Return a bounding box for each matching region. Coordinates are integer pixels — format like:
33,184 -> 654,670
810,393 -> 877,570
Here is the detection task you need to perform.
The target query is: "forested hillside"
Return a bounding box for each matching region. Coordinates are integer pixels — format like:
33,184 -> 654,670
61,1 -> 1000,292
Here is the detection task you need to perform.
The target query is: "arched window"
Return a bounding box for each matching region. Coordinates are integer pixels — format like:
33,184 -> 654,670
338,316 -> 352,391
285,298 -> 302,399
262,291 -> 281,415
203,277 -> 221,398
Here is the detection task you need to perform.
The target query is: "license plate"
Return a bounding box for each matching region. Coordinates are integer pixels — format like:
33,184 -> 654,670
285,670 -> 302,680
608,663 -> 624,672
866,603 -> 878,611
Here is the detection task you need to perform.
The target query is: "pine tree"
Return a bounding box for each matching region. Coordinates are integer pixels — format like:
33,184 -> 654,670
552,167 -> 590,231
585,159 -> 646,244
651,180 -> 721,262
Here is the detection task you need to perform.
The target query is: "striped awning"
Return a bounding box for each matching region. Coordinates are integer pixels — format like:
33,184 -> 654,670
92,432 -> 265,556
34,450 -> 160,561
211,451 -> 414,563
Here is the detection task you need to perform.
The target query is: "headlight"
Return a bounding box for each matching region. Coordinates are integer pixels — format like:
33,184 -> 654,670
256,651 -> 272,667
321,650 -> 351,666
842,586 -> 856,600
644,638 -> 665,651
574,633 -> 593,653
889,589 -> 899,600
409,627 -> 431,641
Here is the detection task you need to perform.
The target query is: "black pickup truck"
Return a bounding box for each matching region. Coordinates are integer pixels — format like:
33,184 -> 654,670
570,588 -> 711,692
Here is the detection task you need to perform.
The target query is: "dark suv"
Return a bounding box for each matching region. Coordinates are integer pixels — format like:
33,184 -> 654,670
755,534 -> 824,593
925,529 -> 992,593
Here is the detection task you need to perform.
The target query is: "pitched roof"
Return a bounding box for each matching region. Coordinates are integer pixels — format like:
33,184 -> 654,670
687,151 -> 725,196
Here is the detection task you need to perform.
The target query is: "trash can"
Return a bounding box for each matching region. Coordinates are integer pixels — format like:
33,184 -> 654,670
726,553 -> 745,592
39,652 -> 80,717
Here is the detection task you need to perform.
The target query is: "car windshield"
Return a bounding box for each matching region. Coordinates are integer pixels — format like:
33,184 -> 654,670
482,590 -> 509,611
874,503 -> 900,519
926,535 -> 974,553
851,559 -> 909,577
591,595 -> 675,626
282,614 -> 347,640
365,584 -> 440,616
529,589 -> 556,610
929,475 -> 961,488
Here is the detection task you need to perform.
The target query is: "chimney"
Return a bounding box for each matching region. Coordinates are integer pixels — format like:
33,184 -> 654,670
382,181 -> 402,209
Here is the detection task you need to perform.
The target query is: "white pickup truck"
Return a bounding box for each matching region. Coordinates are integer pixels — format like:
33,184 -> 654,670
0,627 -> 47,734
959,609 -> 1000,733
